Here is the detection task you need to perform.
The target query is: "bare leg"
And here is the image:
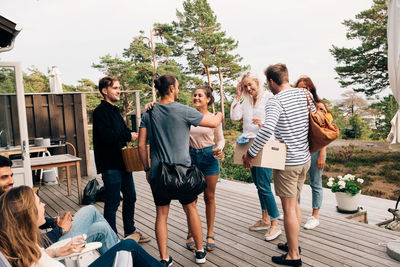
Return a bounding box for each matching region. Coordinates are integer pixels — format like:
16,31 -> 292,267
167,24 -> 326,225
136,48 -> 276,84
204,174 -> 218,244
311,208 -> 319,219
183,201 -> 203,250
281,196 -> 301,260
155,204 -> 170,259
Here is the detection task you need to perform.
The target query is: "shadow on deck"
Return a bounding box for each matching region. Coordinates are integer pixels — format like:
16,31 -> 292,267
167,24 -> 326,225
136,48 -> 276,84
39,173 -> 400,267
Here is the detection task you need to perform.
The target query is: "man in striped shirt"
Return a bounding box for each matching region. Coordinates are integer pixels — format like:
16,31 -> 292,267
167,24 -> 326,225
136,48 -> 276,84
243,63 -> 315,267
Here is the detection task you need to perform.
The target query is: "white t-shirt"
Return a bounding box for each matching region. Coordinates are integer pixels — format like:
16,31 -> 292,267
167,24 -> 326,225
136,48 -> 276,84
32,247 -> 65,267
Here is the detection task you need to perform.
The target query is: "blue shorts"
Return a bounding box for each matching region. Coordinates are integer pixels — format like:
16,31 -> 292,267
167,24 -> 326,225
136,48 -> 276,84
189,145 -> 220,176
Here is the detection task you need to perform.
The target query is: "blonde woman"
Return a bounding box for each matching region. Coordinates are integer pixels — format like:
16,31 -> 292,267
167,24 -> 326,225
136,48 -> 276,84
230,71 -> 281,241
186,85 -> 225,251
0,186 -> 162,267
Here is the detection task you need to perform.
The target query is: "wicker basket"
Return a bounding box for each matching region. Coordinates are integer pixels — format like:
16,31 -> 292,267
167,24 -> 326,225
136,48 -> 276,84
122,144 -> 150,172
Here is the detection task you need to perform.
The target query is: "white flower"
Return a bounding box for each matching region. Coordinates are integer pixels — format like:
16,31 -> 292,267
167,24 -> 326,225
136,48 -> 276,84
327,181 -> 334,187
357,178 -> 364,184
344,174 -> 355,180
328,177 -> 335,182
338,180 -> 346,189
338,175 -> 343,180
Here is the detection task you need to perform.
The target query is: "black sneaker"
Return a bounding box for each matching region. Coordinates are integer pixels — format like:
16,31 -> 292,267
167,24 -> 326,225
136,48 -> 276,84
160,256 -> 173,267
195,250 -> 207,264
272,253 -> 302,266
277,242 -> 302,254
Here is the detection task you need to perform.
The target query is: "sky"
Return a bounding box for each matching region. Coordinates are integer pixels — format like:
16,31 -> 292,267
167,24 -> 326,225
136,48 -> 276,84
0,0 -> 377,102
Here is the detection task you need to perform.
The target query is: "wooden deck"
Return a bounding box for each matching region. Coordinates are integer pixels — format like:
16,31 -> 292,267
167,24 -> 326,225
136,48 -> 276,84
39,173 -> 400,267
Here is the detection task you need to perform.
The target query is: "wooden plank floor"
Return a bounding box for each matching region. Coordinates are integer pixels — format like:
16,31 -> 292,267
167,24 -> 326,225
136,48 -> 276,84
39,173 -> 400,267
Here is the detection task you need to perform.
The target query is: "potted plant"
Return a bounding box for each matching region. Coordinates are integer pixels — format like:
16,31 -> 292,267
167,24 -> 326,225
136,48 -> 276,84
327,174 -> 364,213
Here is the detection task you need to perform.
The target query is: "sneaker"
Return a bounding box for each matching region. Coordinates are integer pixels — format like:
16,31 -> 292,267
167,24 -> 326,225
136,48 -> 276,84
264,226 -> 282,241
303,216 -> 320,230
249,219 -> 270,231
160,256 -> 173,267
195,250 -> 207,264
272,253 -> 302,266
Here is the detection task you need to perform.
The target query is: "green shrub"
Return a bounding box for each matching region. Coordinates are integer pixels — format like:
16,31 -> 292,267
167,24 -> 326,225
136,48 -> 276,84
220,143 -> 252,183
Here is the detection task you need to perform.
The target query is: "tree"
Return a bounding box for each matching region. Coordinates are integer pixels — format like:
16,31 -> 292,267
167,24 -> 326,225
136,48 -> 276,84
339,90 -> 368,117
92,54 -> 137,122
175,0 -> 219,86
370,94 -> 398,140
174,0 -> 244,117
23,66 -> 50,93
0,67 -> 16,93
330,0 -> 388,96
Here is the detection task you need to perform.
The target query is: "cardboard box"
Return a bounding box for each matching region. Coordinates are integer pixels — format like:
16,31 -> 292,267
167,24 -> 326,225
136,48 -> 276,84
233,139 -> 286,170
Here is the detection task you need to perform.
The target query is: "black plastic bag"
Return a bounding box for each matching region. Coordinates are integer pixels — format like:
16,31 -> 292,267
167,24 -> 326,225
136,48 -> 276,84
95,186 -> 106,202
82,178 -> 100,205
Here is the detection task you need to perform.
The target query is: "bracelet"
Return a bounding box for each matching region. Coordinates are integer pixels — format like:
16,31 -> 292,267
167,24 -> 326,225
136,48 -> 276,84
53,248 -> 57,258
144,168 -> 150,172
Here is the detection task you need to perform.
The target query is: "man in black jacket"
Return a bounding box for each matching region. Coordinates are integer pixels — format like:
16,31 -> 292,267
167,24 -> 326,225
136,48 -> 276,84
93,76 -> 149,243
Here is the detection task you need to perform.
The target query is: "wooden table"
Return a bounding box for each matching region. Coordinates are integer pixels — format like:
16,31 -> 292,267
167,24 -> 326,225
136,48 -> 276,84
0,146 -> 47,157
30,154 -> 82,203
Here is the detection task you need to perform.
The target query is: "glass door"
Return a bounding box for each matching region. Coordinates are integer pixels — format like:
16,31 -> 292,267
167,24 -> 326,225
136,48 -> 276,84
0,62 -> 32,187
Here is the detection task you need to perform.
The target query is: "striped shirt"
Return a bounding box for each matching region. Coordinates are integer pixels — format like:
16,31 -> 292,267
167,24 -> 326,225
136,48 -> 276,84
248,88 -> 316,166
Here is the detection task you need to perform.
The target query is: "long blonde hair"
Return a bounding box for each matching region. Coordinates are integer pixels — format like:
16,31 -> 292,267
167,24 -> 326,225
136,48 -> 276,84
240,71 -> 265,106
0,186 -> 42,267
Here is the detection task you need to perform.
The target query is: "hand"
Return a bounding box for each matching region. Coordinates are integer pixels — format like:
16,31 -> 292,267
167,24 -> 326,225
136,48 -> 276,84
317,155 -> 325,170
145,171 -> 150,184
145,102 -> 156,111
131,132 -> 138,142
57,212 -> 73,234
53,237 -> 86,257
252,117 -> 263,128
242,153 -> 253,168
212,147 -> 224,160
236,82 -> 243,100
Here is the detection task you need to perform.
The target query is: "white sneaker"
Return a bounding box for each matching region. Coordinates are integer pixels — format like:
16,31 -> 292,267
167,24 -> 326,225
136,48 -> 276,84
304,216 -> 320,230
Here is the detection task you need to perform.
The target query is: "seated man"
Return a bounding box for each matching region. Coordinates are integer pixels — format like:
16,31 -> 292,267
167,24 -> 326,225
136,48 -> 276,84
0,155 -> 134,255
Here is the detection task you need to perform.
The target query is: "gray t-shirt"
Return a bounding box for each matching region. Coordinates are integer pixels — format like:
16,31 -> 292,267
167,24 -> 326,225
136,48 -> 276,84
140,102 -> 204,178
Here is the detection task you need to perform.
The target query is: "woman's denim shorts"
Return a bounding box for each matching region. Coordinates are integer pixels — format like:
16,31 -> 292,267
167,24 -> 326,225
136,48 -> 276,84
189,145 -> 220,176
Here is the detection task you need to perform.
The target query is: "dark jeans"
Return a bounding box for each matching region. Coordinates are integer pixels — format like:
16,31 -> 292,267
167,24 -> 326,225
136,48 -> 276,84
102,169 -> 136,236
89,239 -> 163,267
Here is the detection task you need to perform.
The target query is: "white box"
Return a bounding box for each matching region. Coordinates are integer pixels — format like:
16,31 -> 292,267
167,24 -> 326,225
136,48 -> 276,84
233,139 -> 286,170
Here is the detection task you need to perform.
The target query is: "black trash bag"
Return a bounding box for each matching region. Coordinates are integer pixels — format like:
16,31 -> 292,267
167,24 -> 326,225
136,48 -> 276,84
95,186 -> 106,202
82,178 -> 100,205
95,186 -> 123,202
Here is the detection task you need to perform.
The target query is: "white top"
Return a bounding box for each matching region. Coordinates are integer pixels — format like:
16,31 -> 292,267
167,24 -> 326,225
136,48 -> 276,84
230,91 -> 275,139
248,88 -> 316,166
32,247 -> 64,267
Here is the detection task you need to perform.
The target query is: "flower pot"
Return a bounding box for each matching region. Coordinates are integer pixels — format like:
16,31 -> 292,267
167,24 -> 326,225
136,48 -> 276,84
335,192 -> 360,213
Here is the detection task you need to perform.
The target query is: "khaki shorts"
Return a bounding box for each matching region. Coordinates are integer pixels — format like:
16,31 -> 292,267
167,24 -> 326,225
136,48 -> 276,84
273,161 -> 311,198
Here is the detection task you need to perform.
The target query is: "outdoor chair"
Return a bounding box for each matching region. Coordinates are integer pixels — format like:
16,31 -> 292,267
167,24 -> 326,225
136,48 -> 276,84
48,238 -> 101,267
0,251 -> 11,267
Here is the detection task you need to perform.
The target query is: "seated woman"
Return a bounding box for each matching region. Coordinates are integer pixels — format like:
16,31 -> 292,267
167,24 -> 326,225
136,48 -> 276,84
0,186 -> 162,267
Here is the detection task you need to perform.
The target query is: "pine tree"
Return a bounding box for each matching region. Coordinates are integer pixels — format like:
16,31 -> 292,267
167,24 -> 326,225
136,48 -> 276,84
330,0 -> 388,96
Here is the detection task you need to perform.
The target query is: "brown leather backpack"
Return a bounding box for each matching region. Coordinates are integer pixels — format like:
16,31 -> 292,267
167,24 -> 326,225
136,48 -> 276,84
304,91 -> 339,153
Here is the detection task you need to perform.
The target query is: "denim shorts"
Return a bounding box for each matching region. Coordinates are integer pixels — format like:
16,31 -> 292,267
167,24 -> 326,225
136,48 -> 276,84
189,145 -> 220,176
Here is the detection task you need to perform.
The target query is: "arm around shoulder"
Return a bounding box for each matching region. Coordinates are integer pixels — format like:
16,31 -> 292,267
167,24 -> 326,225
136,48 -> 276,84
199,112 -> 223,128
